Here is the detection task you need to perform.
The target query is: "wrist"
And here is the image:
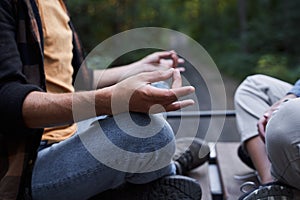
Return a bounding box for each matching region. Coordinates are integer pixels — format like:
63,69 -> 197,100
118,62 -> 142,81
95,87 -> 112,115
282,94 -> 297,102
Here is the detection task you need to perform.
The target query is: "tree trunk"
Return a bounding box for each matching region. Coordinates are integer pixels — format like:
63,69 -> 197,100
238,0 -> 247,52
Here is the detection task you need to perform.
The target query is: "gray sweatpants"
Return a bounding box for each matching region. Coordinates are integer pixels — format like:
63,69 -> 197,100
234,74 -> 300,190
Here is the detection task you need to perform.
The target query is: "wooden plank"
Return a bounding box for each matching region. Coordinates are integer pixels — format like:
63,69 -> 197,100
209,164 -> 223,199
188,162 -> 212,200
208,144 -> 223,200
216,142 -> 259,200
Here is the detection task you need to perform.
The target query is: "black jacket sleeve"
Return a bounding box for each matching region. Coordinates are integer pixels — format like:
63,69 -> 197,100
0,0 -> 42,133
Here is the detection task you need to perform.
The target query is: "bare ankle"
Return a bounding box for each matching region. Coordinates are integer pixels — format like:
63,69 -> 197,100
260,176 -> 274,184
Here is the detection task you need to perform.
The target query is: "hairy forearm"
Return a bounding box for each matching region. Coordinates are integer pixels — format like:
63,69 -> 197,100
22,89 -> 112,128
22,91 -> 74,128
22,68 -> 194,128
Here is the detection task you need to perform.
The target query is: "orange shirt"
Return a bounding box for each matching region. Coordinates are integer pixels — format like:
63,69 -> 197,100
36,0 -> 77,143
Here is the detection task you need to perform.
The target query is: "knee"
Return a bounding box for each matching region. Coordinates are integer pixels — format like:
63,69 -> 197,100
129,112 -> 175,151
105,112 -> 175,153
266,98 -> 300,156
234,74 -> 267,103
244,74 -> 270,85
125,113 -> 176,170
96,112 -> 176,173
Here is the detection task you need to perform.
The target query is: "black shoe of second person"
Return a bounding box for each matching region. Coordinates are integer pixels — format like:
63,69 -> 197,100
173,137 -> 210,175
90,175 -> 202,200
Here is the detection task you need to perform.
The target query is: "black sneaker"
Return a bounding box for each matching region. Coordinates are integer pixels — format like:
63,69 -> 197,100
239,182 -> 294,200
173,137 -> 210,175
237,144 -> 255,170
90,175 -> 202,200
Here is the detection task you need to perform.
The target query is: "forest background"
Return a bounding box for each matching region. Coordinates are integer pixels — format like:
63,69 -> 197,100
68,0 -> 300,83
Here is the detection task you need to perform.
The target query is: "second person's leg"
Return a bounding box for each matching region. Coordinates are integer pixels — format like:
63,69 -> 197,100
234,74 -> 292,183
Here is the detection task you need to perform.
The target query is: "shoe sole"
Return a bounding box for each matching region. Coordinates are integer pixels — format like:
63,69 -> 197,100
90,175 -> 202,200
148,175 -> 202,200
243,185 -> 294,200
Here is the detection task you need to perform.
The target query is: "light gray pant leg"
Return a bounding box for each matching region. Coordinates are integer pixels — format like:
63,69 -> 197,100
266,98 -> 300,190
234,74 -> 293,142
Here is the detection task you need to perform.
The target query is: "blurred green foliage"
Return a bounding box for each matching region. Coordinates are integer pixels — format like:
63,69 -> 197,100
67,0 -> 300,83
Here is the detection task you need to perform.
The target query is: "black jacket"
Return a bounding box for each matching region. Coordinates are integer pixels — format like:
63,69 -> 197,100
0,0 -> 92,199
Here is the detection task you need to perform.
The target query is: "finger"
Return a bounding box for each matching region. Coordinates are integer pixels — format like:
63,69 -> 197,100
160,59 -> 175,68
263,112 -> 270,118
164,99 -> 195,112
159,60 -> 185,72
156,51 -> 173,58
156,50 -> 180,67
148,99 -> 195,114
178,58 -> 185,64
177,67 -> 185,72
142,68 -> 174,83
171,69 -> 182,89
142,85 -> 194,104
258,123 -> 265,139
257,119 -> 266,142
152,51 -> 173,62
257,119 -> 265,134
171,86 -> 195,99
170,51 -> 178,67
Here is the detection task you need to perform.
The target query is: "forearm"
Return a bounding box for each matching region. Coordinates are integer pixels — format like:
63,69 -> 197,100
22,89 -> 112,128
93,63 -> 139,88
23,69 -> 194,128
93,51 -> 183,89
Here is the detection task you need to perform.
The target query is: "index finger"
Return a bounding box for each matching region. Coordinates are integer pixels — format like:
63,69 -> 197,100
169,50 -> 178,67
171,69 -> 182,89
257,117 -> 267,142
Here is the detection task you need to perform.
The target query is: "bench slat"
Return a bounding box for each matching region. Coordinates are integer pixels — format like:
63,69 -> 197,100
188,163 -> 212,200
216,142 -> 259,200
